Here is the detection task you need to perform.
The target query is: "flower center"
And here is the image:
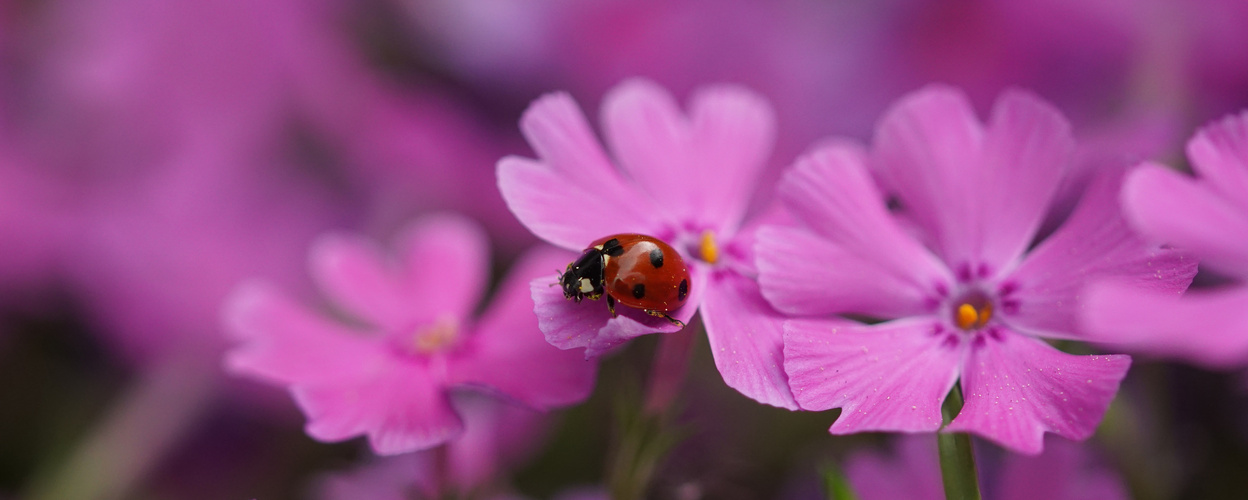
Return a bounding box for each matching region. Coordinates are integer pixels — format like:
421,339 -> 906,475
410,315 -> 460,355
699,230 -> 719,264
951,291 -> 993,331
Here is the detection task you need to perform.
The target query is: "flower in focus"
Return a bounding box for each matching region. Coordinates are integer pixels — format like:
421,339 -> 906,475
224,214 -> 596,455
845,435 -> 1127,500
498,78 -> 800,409
1085,110 -> 1248,367
758,86 -> 1196,453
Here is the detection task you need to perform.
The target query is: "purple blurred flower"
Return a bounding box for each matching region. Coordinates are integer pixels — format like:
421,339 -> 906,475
69,150 -> 342,365
846,435 -> 1128,500
0,141 -> 78,305
1085,111 -> 1248,367
316,393 -> 546,500
498,78 -> 800,409
224,214 -> 596,455
416,0 -> 905,208
282,7 -> 534,250
894,0 -> 1248,132
758,86 -> 1196,453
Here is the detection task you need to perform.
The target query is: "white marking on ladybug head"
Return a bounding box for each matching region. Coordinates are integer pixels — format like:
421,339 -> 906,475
579,278 -> 594,294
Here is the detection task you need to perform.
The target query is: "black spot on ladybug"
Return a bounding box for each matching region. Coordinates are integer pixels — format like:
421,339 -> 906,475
678,279 -> 688,300
602,238 -> 625,257
649,248 -> 664,268
632,283 -> 646,299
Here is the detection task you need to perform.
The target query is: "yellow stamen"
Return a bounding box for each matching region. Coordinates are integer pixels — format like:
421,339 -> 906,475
955,302 -> 993,330
955,304 -> 978,330
412,316 -> 459,354
699,230 -> 719,264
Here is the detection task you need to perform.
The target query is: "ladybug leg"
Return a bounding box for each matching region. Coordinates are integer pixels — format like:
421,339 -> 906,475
606,295 -> 617,317
646,310 -> 686,328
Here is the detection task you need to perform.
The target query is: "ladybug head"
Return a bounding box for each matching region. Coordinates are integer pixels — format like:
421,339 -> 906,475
559,247 -> 606,302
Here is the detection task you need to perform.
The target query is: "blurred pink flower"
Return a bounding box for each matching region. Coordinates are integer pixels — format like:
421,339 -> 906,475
279,1 -> 534,250
0,139 -> 78,305
316,393 -> 546,500
225,214 -> 596,455
410,0 -> 907,216
68,144 -> 344,365
758,86 -> 1196,453
1085,111 -> 1248,367
845,435 -> 1127,500
898,0 -> 1248,127
498,78 -> 799,409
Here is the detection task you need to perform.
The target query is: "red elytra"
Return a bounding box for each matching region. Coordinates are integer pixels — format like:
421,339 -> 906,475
558,234 -> 690,326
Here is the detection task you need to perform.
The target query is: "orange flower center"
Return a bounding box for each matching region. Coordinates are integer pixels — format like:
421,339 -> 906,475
952,292 -> 993,331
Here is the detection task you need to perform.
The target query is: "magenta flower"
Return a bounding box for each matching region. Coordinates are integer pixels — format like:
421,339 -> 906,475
316,393 -> 546,500
757,86 -> 1196,453
224,214 -> 596,455
1085,111 -> 1248,367
846,435 -> 1128,500
497,78 -> 800,409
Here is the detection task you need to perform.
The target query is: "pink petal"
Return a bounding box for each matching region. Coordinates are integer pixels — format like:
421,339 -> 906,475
293,361 -> 463,455
874,88 -> 1073,276
600,79 -> 693,219
844,436 -> 944,500
316,453 -> 435,500
975,90 -> 1075,274
947,332 -> 1129,455
698,271 -> 796,410
532,264 -> 706,358
1000,436 -> 1129,500
223,282 -> 382,385
601,79 -> 775,235
1187,111 -> 1248,212
308,215 -> 490,331
1083,282 -> 1248,368
224,283 -> 464,455
784,318 -> 960,434
872,85 -> 984,268
1122,163 -> 1248,276
308,233 -> 409,331
1006,169 -> 1197,339
758,144 -> 951,318
686,84 -> 777,234
499,92 -> 660,249
444,394 -> 548,490
393,214 -> 491,325
497,156 -> 657,251
451,246 -> 597,408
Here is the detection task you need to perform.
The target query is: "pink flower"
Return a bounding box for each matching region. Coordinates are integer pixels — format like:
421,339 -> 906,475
0,143 -> 78,305
757,86 -> 1196,453
1084,111 -> 1248,368
316,393 -> 546,500
224,214 -> 596,455
497,78 -> 800,409
845,435 -> 1128,500
70,150 -> 342,365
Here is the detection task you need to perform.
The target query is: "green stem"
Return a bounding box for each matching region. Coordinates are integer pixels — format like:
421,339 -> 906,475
608,328 -> 695,500
24,346 -> 217,500
938,383 -> 981,500
821,463 -> 860,500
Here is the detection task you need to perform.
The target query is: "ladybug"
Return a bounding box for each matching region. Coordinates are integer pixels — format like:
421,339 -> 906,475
559,234 -> 691,327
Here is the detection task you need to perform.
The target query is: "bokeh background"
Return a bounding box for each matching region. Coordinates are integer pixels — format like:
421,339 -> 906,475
2,0 -> 1248,498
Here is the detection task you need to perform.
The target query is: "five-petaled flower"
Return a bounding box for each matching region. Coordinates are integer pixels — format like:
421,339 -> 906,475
223,214 -> 595,455
756,86 -> 1196,453
497,78 -> 800,409
1085,110 -> 1248,368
